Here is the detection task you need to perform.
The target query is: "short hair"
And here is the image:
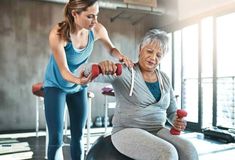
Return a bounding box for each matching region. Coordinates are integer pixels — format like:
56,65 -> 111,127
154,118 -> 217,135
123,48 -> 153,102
139,29 -> 169,55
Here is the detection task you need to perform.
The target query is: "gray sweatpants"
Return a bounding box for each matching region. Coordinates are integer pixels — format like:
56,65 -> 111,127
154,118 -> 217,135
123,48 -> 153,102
111,128 -> 199,160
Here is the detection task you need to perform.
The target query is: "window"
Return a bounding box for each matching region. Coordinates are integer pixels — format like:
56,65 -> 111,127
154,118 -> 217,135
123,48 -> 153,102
182,24 -> 199,123
160,33 -> 172,82
173,30 -> 182,107
201,17 -> 213,128
216,12 -> 235,128
168,11 -> 235,131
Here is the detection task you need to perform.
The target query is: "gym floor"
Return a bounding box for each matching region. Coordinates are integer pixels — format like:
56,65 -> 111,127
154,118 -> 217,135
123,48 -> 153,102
0,128 -> 235,160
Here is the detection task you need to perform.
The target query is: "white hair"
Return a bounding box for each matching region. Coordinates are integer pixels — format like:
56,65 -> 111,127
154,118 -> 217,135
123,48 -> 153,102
139,29 -> 169,55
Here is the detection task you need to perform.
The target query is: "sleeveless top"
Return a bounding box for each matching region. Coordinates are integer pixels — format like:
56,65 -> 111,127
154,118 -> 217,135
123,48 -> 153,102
44,30 -> 94,93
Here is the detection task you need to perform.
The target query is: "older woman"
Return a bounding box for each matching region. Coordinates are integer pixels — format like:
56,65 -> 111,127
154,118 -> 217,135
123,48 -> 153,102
93,29 -> 199,160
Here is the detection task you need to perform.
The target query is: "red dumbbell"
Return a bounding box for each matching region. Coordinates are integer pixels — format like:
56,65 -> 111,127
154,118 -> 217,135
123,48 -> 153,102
170,109 -> 188,135
84,63 -> 122,80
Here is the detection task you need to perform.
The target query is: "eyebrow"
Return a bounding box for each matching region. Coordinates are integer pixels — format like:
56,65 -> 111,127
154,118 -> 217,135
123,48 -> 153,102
87,13 -> 98,17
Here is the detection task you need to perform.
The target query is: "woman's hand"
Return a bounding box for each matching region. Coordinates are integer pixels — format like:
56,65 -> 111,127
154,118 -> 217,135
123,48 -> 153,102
119,54 -> 134,68
78,70 -> 93,85
110,48 -> 133,68
173,115 -> 187,131
98,60 -> 118,76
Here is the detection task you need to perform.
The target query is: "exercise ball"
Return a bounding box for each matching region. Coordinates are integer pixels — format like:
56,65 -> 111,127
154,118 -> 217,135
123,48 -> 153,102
85,135 -> 133,160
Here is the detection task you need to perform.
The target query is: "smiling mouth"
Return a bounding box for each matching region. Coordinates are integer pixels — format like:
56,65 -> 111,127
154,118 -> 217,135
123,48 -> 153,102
147,61 -> 155,65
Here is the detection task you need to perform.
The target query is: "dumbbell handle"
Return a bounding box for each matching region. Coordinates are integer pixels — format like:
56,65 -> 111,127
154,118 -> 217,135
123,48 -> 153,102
170,109 -> 187,135
84,63 -> 122,80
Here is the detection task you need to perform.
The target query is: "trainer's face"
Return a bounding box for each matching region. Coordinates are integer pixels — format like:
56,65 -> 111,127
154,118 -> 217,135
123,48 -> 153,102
73,2 -> 99,29
138,41 -> 164,72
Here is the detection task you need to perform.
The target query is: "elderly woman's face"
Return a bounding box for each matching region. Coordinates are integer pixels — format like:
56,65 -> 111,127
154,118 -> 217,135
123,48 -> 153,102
139,41 -> 164,72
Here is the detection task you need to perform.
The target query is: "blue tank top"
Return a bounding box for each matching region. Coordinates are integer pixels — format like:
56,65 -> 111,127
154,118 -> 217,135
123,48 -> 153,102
44,30 -> 94,93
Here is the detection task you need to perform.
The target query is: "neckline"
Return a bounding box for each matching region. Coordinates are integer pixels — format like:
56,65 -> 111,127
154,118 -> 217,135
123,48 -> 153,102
72,31 -> 91,52
145,81 -> 159,84
65,30 -> 91,52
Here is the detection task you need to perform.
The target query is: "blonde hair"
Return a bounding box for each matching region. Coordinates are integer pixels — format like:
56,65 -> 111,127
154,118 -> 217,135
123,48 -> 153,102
57,0 -> 98,41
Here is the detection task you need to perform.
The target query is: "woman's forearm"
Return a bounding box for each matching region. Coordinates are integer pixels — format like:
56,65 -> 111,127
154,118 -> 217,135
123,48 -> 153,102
61,69 -> 81,84
110,47 -> 123,59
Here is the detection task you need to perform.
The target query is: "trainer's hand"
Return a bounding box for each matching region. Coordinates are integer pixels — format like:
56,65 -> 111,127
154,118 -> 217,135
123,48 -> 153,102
78,69 -> 92,85
119,55 -> 134,68
98,60 -> 118,76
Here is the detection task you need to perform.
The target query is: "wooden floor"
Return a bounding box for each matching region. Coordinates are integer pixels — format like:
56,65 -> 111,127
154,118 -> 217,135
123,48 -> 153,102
0,128 -> 235,160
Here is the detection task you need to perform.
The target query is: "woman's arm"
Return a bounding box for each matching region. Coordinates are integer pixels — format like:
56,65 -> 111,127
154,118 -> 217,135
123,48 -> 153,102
93,23 -> 133,67
87,60 -> 121,84
167,88 -> 187,131
49,25 -> 92,85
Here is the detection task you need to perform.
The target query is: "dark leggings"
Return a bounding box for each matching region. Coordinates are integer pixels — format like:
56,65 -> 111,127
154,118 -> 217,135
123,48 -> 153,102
44,87 -> 88,160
